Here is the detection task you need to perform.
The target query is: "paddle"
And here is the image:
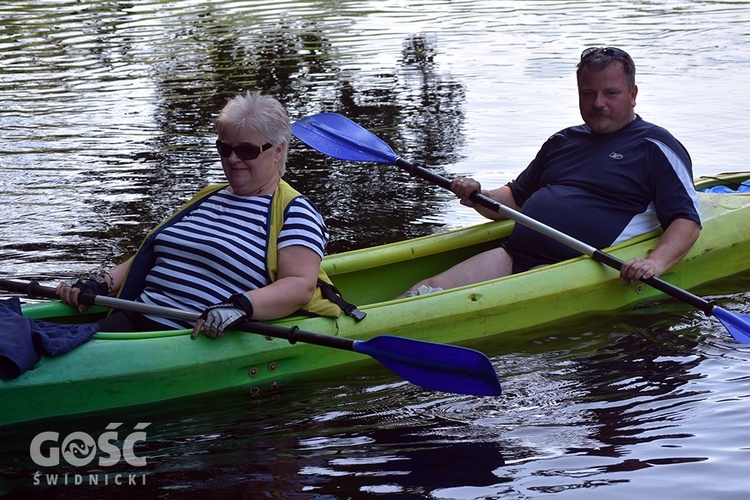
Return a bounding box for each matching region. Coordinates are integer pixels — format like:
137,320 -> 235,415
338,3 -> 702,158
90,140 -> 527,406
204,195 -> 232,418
291,112 -> 750,344
0,279 -> 502,396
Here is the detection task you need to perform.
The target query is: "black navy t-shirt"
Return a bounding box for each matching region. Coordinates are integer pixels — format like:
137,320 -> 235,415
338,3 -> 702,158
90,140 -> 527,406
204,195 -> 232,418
505,115 -> 701,271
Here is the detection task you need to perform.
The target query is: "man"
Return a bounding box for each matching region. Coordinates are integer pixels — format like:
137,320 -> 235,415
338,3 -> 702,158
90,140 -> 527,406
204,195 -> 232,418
404,47 -> 701,296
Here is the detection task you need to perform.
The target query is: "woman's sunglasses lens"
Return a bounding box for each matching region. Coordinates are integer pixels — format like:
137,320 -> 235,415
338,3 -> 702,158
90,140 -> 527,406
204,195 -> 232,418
234,146 -> 260,160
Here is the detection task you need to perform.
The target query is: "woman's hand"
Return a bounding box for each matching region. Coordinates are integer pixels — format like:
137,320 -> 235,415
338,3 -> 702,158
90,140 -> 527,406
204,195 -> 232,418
55,278 -> 107,312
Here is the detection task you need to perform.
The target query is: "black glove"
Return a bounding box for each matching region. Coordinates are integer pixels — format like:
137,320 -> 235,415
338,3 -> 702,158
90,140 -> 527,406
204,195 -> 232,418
199,292 -> 254,333
72,278 -> 109,297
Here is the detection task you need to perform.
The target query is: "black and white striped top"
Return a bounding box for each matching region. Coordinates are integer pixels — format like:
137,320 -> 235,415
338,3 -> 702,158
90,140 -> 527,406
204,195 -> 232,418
138,188 -> 328,329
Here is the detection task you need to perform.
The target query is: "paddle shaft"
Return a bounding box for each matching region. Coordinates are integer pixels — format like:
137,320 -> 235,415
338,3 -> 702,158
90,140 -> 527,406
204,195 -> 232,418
1,280 -> 356,350
393,158 -> 716,315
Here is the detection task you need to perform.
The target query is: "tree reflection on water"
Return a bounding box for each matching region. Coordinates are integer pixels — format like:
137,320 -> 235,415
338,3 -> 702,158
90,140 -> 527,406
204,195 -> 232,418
121,18 -> 467,257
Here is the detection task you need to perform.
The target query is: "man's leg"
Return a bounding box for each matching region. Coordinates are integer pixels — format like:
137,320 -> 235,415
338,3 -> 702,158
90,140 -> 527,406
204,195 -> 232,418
402,247 -> 514,296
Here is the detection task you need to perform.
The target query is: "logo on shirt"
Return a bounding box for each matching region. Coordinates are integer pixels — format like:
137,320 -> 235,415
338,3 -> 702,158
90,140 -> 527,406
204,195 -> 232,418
609,152 -> 624,160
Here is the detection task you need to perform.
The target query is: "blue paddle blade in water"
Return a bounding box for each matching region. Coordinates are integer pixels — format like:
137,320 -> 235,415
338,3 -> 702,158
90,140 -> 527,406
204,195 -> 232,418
353,335 -> 502,396
292,113 -> 398,164
713,307 -> 750,344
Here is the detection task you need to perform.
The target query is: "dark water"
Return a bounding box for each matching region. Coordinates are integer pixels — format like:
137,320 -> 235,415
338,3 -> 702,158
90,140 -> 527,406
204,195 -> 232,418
2,1 -> 750,498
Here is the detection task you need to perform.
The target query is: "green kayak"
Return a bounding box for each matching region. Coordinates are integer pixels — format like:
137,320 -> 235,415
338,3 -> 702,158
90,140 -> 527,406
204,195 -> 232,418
2,172 -> 749,426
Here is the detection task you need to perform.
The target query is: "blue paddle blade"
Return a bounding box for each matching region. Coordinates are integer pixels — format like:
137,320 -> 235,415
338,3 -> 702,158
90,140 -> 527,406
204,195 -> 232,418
713,307 -> 750,344
353,335 -> 502,396
292,113 -> 398,164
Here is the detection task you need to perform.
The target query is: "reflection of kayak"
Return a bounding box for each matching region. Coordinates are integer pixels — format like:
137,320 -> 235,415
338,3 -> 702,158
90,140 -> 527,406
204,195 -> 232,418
3,172 -> 750,426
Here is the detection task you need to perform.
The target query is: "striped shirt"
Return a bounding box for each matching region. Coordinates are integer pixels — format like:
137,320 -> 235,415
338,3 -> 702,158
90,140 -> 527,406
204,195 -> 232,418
137,188 -> 328,329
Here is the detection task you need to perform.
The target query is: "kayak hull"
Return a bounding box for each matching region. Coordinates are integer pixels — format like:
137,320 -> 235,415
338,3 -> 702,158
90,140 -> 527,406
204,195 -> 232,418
3,172 -> 750,426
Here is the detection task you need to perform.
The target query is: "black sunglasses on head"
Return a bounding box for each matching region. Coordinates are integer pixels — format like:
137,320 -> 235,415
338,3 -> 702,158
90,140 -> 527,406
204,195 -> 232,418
216,140 -> 273,160
581,46 -> 630,61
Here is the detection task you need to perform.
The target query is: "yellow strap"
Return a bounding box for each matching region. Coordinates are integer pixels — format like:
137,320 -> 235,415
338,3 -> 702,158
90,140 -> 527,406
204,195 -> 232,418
267,180 -> 342,318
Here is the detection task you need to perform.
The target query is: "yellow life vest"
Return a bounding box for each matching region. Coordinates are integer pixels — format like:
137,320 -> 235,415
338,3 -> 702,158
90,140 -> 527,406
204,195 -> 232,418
266,179 -> 343,318
118,181 -> 364,320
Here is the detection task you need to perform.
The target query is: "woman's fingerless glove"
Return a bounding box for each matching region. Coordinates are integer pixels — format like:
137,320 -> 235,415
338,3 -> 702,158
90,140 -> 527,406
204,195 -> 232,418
72,278 -> 109,297
199,292 -> 254,333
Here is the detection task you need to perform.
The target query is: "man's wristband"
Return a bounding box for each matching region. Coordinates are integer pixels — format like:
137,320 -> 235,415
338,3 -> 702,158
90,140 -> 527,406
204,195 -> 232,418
230,292 -> 254,318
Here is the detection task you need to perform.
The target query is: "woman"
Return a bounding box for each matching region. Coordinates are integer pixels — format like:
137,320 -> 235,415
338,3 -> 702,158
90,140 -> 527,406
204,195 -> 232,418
57,91 -> 348,338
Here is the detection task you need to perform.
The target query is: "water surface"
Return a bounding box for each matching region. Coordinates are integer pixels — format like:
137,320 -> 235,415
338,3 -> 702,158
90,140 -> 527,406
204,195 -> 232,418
2,1 -> 750,498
